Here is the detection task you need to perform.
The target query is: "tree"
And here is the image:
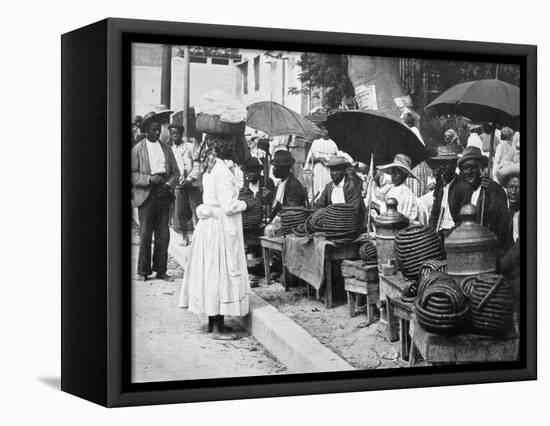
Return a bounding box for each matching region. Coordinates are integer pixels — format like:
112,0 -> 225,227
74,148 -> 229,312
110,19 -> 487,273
287,53 -> 354,110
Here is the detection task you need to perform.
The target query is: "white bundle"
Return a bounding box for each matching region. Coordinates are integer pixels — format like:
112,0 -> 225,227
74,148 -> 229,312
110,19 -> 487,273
195,90 -> 247,124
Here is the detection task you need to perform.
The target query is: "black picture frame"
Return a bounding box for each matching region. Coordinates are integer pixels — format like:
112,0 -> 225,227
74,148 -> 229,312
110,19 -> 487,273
61,17 -> 537,407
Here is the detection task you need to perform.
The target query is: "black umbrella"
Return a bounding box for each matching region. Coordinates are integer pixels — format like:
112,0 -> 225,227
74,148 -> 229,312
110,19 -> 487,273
425,79 -> 519,127
324,110 -> 428,168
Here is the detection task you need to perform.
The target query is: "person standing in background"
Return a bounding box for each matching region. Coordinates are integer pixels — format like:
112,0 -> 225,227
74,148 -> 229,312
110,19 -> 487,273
179,135 -> 204,234
132,114 -> 180,281
170,123 -> 194,246
492,127 -> 516,179
304,125 -> 338,201
402,112 -> 430,198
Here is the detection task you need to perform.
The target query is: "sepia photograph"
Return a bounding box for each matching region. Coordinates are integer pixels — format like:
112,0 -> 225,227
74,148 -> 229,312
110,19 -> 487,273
130,42 -> 522,383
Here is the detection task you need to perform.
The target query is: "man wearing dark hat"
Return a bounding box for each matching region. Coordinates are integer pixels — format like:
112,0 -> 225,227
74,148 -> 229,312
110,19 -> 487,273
243,156 -> 275,206
427,145 -> 471,237
268,150 -> 308,222
457,146 -> 509,252
132,112 -> 180,281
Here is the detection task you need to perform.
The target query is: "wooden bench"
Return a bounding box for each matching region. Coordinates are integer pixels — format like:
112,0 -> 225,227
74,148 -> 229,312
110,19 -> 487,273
408,316 -> 519,366
341,260 -> 379,323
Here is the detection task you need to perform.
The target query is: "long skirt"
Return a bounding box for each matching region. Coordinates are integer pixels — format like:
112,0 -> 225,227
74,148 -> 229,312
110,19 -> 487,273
178,205 -> 250,317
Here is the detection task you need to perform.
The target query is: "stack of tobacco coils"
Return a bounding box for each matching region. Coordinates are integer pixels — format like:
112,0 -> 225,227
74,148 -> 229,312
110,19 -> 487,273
239,188 -> 264,230
279,207 -> 310,236
418,259 -> 448,280
414,271 -> 469,335
294,203 -> 359,243
394,224 -> 446,281
359,240 -> 378,266
322,204 -> 360,242
466,273 -> 515,336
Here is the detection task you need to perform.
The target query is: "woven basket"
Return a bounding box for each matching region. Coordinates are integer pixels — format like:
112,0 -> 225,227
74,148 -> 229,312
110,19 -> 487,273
469,274 -> 515,336
395,224 -> 446,281
196,113 -> 245,136
414,274 -> 469,335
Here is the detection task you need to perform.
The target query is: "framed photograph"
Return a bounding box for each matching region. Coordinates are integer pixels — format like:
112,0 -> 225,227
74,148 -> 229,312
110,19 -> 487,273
61,18 -> 536,407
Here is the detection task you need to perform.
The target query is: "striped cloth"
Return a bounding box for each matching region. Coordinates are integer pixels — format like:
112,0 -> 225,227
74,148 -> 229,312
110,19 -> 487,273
406,160 -> 431,198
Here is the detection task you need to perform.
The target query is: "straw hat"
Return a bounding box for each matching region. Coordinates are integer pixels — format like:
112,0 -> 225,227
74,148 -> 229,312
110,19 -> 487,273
427,145 -> 459,169
378,154 -> 418,180
140,109 -> 173,132
326,156 -> 351,169
496,162 -> 520,186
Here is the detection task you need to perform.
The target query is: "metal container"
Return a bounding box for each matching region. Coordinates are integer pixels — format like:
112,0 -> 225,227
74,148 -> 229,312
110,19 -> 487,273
444,204 -> 497,281
373,198 -> 409,271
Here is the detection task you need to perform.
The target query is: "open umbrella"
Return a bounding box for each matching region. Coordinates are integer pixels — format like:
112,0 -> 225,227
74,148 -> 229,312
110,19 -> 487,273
324,110 -> 428,168
425,78 -> 520,224
246,101 -> 322,140
425,79 -> 519,127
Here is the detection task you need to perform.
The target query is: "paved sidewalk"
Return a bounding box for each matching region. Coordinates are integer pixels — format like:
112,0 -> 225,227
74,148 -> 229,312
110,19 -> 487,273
131,244 -> 286,383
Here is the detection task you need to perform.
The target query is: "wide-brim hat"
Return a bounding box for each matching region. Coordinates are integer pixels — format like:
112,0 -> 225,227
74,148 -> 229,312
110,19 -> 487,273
326,156 -> 351,169
427,145 -> 459,169
271,150 -> 295,167
140,109 -> 173,132
243,156 -> 264,171
378,154 -> 418,180
457,146 -> 489,169
496,162 -> 520,186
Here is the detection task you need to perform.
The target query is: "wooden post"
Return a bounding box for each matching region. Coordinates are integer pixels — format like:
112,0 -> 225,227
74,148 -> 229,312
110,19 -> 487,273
480,126 -> 495,226
160,45 -> 172,108
182,46 -> 191,140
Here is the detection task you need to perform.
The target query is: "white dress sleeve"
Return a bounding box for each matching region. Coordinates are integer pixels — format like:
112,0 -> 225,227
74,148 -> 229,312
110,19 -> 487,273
215,165 -> 247,216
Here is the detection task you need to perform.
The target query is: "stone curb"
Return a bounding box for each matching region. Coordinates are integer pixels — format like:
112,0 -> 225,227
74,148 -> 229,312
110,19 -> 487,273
167,228 -> 355,373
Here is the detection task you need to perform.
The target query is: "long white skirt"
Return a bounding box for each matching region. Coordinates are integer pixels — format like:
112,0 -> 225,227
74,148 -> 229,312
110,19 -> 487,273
178,206 -> 250,317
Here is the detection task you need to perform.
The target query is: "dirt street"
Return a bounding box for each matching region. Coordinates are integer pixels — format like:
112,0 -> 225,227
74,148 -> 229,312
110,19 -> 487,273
131,246 -> 286,383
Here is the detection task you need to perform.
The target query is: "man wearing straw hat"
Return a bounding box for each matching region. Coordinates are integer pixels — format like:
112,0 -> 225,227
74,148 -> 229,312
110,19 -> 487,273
426,145 -> 470,237
314,156 -> 366,232
374,154 -> 419,222
132,112 -> 180,281
457,146 -> 509,253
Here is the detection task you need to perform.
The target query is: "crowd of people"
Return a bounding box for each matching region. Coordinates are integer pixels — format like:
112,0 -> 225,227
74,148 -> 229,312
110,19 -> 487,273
131,107 -> 520,335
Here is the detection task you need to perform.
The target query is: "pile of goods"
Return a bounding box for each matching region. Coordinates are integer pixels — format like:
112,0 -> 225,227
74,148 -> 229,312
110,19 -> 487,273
414,271 -> 469,335
195,90 -> 247,136
358,240 -> 378,266
294,203 -> 360,243
279,207 -> 311,236
394,224 -> 446,281
239,188 -> 264,230
465,274 -> 515,336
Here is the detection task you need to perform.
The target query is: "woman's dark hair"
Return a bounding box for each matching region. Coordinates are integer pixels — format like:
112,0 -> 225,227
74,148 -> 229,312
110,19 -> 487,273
210,136 -> 234,160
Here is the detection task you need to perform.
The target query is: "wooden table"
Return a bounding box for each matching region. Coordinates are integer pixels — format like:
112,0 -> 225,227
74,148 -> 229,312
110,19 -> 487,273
379,272 -> 415,361
323,242 -> 360,308
259,236 -> 287,290
408,316 -> 519,366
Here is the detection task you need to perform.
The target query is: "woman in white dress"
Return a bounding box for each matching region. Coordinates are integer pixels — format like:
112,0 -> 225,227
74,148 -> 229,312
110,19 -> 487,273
179,137 -> 250,334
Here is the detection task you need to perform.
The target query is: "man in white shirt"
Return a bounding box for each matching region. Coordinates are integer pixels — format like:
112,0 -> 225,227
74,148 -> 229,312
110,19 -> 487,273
131,113 -> 180,281
426,145 -> 469,238
314,156 -> 366,232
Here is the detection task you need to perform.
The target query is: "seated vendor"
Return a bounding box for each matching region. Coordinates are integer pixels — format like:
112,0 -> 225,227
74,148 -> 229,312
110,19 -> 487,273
268,150 -> 308,222
314,156 -> 366,232
374,154 -> 420,222
242,156 -> 275,206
